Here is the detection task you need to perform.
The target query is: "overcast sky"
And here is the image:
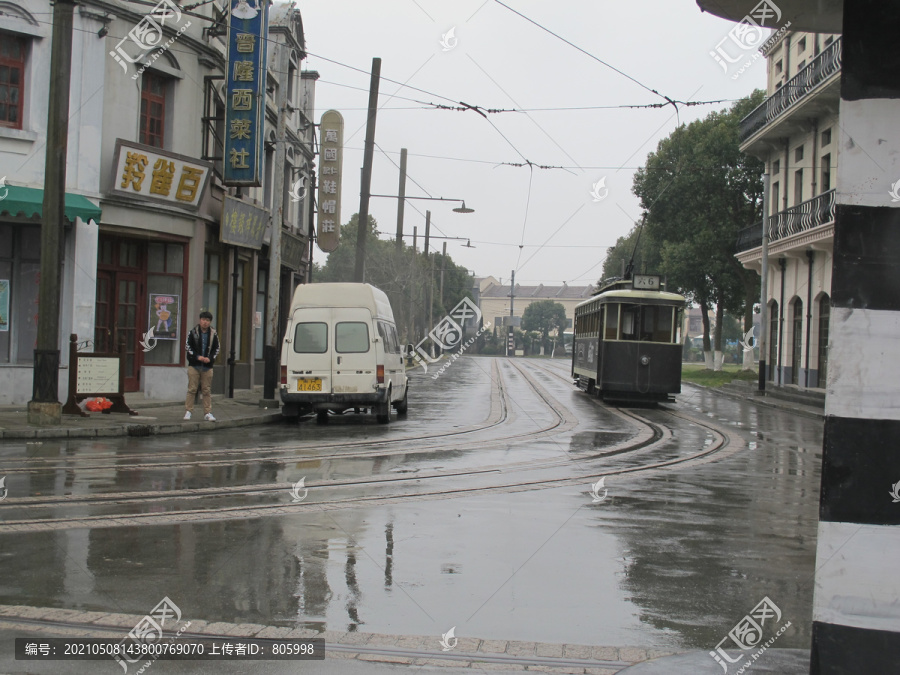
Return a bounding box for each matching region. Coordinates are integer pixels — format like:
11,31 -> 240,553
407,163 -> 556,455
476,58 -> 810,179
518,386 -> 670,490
297,0 -> 764,287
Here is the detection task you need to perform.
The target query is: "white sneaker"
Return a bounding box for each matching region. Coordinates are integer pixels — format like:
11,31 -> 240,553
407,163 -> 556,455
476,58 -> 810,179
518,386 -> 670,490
205,413 -> 216,422
183,411 -> 191,420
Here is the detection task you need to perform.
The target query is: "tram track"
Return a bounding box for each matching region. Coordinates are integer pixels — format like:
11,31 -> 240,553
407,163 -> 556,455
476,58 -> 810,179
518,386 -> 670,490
0,358 -> 744,533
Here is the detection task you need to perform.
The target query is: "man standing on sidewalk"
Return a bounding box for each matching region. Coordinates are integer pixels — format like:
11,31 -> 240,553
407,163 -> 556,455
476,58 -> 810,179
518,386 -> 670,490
184,311 -> 220,422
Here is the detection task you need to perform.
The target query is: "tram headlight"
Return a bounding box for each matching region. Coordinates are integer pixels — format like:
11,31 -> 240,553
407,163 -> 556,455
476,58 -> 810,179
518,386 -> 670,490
640,355 -> 651,366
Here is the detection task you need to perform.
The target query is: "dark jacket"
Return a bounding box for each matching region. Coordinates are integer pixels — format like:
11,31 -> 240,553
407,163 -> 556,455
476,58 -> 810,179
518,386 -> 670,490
186,325 -> 220,368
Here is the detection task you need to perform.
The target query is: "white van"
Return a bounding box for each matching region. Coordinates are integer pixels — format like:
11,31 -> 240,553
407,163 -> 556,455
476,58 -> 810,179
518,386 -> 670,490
279,282 -> 409,424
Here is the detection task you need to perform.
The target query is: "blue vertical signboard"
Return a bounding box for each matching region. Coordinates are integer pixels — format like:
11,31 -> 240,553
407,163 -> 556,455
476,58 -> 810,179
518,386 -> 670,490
223,0 -> 268,186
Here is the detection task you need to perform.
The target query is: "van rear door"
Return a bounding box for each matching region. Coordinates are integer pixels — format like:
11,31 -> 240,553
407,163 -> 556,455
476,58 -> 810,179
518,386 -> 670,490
290,308 -> 332,394
332,309 -> 375,394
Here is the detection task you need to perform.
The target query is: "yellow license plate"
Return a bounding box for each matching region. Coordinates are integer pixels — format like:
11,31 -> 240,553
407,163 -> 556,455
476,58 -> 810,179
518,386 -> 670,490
297,379 -> 322,392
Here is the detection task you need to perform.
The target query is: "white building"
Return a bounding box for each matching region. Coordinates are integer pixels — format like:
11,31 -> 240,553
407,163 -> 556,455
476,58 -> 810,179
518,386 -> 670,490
735,29 -> 840,389
0,0 -> 316,404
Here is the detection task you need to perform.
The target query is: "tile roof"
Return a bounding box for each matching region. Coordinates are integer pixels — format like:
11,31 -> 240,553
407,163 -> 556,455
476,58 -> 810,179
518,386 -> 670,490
480,283 -> 596,300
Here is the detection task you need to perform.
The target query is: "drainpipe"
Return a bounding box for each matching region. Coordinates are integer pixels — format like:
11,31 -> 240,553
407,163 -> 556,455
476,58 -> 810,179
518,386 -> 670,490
783,140 -> 790,211
778,258 -> 786,386
811,120 -> 819,198
805,250 -> 814,387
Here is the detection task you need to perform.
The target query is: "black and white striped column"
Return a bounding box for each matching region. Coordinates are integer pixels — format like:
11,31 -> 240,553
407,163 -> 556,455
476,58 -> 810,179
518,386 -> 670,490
812,1 -> 900,672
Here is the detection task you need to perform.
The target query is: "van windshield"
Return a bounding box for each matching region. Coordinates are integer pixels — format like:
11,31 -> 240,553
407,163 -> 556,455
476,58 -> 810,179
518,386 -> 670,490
293,322 -> 327,353
336,322 -> 370,353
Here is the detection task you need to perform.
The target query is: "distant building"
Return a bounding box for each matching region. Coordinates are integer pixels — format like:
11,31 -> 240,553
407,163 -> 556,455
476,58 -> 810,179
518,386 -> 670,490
735,29 -> 840,389
477,277 -> 595,333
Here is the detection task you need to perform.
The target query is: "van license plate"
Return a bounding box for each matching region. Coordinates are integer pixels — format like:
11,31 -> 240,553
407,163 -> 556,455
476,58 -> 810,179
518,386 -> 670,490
297,379 -> 322,391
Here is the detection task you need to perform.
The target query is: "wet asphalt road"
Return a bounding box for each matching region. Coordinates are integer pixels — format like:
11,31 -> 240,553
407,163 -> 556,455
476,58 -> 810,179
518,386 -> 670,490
0,356 -> 822,654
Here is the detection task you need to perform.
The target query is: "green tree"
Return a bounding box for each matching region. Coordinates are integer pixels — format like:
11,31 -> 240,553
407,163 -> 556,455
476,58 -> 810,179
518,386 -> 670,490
600,221 -> 661,283
632,91 -> 764,369
521,300 -> 568,353
318,214 -> 474,345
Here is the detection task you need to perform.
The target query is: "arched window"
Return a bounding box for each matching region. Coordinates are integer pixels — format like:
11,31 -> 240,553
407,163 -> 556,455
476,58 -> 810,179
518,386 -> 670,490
768,302 -> 778,381
817,295 -> 830,387
791,299 -> 803,385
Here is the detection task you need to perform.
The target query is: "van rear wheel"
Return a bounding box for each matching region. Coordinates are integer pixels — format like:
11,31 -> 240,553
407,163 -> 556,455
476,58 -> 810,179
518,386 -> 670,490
316,410 -> 329,424
395,386 -> 408,416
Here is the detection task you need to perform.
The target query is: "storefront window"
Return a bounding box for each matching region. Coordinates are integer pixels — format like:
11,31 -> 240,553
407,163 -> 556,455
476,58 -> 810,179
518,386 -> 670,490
0,225 -> 41,363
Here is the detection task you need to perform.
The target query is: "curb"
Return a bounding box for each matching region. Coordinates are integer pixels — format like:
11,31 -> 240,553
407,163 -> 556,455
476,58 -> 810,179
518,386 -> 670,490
0,604 -> 677,672
0,411 -> 284,440
682,381 -> 824,420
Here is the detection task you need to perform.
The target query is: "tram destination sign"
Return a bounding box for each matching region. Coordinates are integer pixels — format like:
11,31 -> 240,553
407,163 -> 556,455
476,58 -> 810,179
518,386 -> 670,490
633,274 -> 661,291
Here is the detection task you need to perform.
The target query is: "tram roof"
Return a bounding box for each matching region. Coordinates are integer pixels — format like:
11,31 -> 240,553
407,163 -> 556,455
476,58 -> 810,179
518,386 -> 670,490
575,289 -> 686,309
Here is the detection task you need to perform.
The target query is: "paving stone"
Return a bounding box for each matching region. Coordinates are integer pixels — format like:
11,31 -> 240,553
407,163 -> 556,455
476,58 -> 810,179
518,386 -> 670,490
360,634 -> 398,647
535,643 -> 565,658
195,622 -> 236,635
222,622 -> 267,637
254,627 -> 294,638
618,647 -> 649,663
286,627 -> 319,639
647,649 -> 677,659
584,669 -> 620,675
179,620 -> 208,633
591,646 -> 619,661
506,640 -> 537,656
393,635 -> 431,650
71,611 -> 111,624
337,632 -> 371,645
524,666 -> 585,674
318,630 -> 346,643
413,658 -> 472,667
454,637 -> 482,652
0,606 -> 54,619
563,644 -> 592,659
479,639 -> 509,653
471,663 -> 525,671
325,650 -> 359,660
95,427 -> 124,437
85,612 -> 140,628
66,428 -> 96,438
357,653 -> 414,664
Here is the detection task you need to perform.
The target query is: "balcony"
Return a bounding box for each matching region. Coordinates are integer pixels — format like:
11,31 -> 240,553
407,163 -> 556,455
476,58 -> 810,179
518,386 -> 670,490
736,189 -> 835,253
740,38 -> 842,145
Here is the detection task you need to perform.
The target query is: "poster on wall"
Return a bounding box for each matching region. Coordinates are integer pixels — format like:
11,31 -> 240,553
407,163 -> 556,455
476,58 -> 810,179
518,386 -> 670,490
148,293 -> 180,340
0,279 -> 8,332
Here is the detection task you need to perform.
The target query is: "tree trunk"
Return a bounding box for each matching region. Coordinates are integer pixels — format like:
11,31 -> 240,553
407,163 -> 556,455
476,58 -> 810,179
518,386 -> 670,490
714,291 -> 725,371
700,302 -> 713,370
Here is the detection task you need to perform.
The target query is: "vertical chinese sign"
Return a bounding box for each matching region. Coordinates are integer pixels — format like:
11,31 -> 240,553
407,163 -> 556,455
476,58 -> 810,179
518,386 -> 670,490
317,110 -> 344,253
223,0 -> 269,186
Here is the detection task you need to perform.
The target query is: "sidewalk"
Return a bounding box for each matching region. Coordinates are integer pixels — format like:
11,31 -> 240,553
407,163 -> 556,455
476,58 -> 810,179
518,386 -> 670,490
0,387 -> 284,440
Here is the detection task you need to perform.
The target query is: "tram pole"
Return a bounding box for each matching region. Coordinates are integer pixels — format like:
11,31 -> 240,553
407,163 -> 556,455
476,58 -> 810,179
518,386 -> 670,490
758,173 -> 770,392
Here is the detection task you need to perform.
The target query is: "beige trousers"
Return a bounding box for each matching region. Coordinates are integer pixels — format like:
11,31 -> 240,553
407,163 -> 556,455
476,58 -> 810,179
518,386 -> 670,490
186,366 -> 213,414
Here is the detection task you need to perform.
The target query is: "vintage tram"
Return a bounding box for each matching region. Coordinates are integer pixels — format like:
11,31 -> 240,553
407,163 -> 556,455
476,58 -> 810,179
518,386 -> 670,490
572,274 -> 685,403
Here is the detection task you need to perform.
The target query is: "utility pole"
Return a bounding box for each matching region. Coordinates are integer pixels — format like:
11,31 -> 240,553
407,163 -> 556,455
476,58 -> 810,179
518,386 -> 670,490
439,241 -> 447,310
408,225 -> 417,345
354,57 -> 381,283
395,148 -> 407,251
507,269 -> 515,357
262,36 -> 291,405
423,210 -> 430,259
29,0 -> 76,426
758,173 -> 770,392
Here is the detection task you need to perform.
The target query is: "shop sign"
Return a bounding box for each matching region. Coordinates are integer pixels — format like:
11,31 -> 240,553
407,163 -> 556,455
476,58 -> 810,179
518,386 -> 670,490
222,0 -> 268,186
317,110 -> 344,253
220,195 -> 268,249
111,140 -> 212,210
281,230 -> 306,271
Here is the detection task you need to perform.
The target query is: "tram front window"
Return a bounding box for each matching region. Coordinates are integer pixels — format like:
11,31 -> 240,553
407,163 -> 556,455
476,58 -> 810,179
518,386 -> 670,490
619,304 -> 675,343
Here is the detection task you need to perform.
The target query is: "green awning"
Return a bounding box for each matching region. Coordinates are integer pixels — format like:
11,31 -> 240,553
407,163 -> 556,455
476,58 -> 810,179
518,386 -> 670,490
0,185 -> 102,223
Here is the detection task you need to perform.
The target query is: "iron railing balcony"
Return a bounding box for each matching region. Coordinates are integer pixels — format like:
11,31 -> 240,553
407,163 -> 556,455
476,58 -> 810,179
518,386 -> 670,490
740,38 -> 842,143
735,189 -> 835,253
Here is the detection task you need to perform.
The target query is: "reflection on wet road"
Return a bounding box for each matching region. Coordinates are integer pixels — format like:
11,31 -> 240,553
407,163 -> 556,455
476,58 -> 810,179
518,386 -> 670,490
0,357 -> 821,652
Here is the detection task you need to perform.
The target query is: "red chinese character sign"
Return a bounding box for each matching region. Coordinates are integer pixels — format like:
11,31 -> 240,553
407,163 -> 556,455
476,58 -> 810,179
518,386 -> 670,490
223,0 -> 268,186
317,110 -> 343,253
